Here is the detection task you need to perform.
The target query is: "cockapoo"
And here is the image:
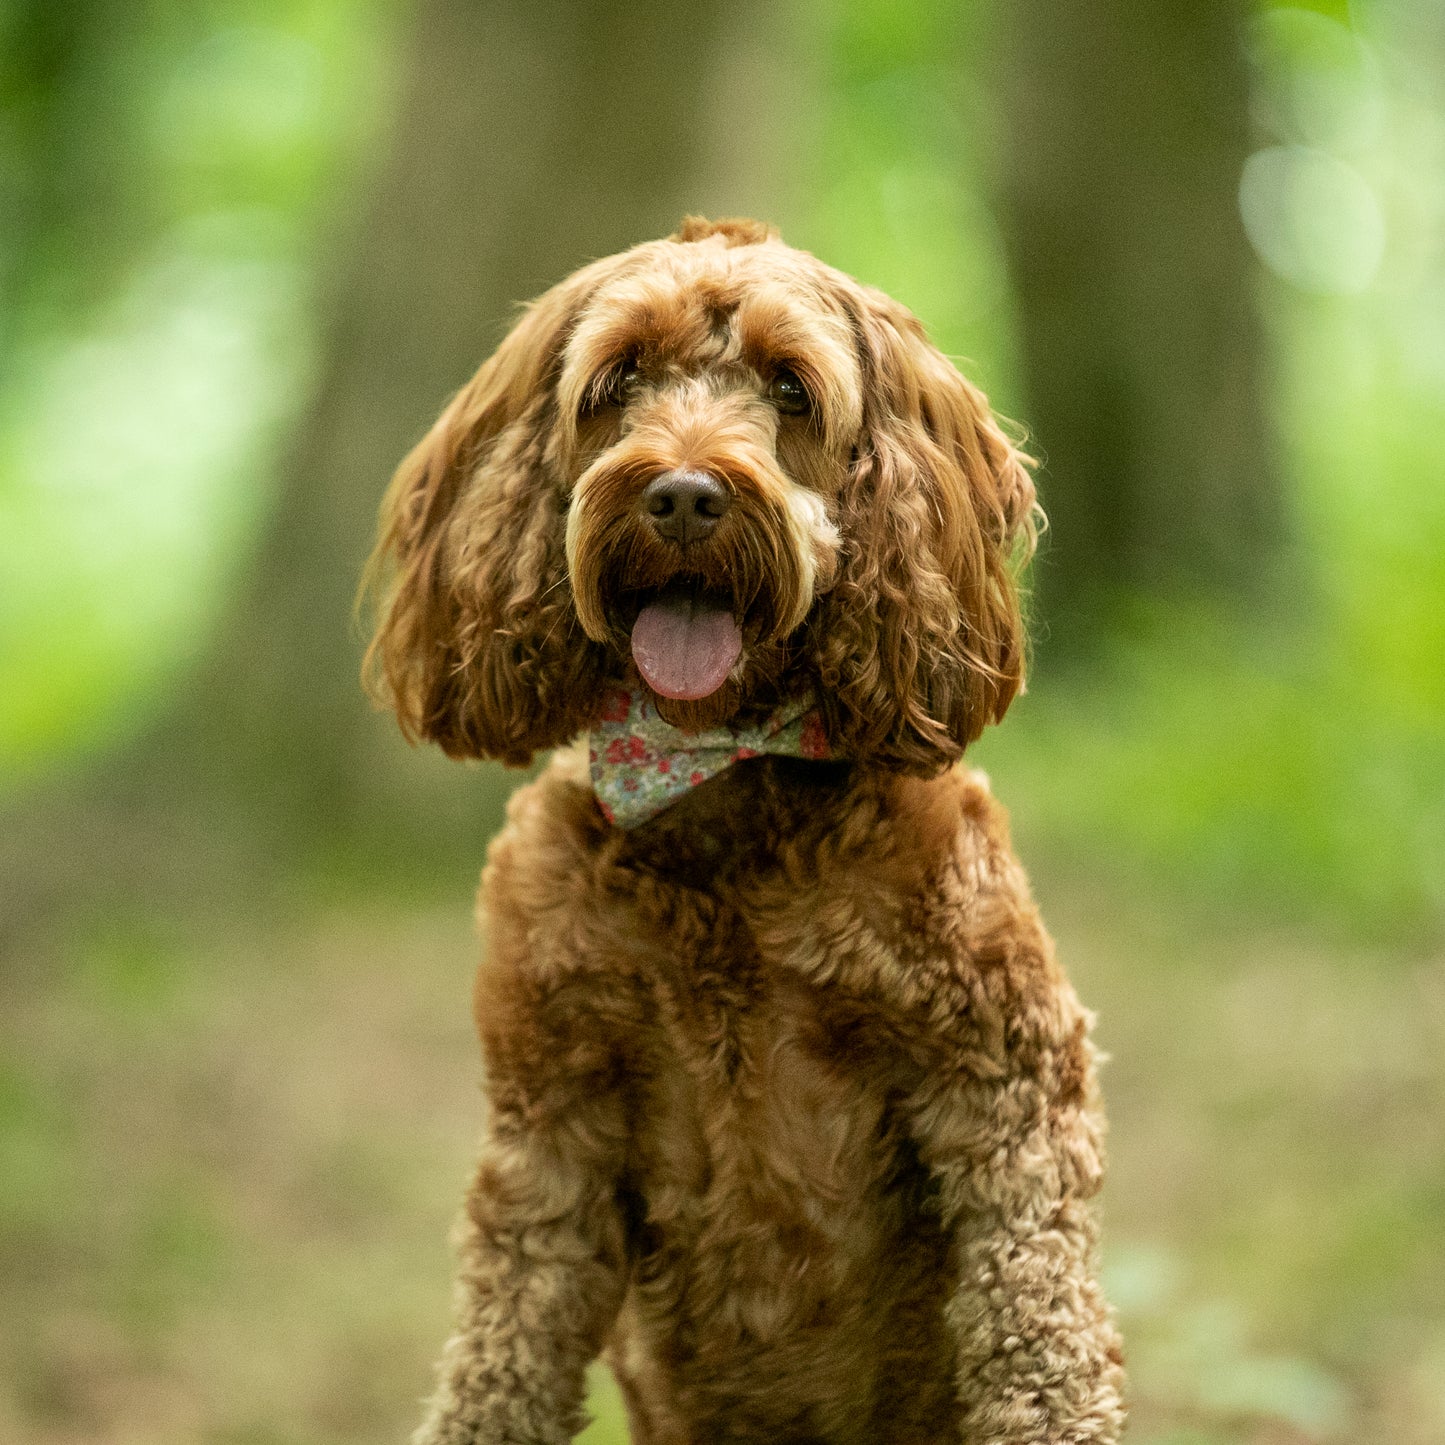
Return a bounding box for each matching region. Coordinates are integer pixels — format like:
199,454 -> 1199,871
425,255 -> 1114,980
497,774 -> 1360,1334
366,217 -> 1124,1445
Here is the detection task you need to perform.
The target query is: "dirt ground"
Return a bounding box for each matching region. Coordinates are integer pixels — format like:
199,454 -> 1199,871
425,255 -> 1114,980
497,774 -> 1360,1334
2,865 -> 1441,1445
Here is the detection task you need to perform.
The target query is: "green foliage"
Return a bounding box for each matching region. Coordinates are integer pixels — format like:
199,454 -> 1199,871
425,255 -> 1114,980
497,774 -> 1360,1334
0,0 -> 400,787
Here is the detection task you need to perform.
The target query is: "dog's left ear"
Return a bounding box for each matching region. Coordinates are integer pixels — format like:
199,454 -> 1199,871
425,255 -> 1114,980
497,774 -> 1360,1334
813,286 -> 1038,773
363,268 -> 608,765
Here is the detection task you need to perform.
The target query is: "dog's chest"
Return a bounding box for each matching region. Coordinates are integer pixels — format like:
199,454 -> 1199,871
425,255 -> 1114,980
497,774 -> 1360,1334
621,906 -> 927,1295
644,967 -> 895,1183
605,909 -> 953,1438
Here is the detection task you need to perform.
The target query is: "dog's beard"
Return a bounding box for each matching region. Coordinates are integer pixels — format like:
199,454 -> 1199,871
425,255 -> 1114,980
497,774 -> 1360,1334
565,460 -> 822,729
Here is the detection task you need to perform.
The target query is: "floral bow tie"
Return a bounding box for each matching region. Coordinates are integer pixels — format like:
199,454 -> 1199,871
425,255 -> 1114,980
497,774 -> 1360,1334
588,688 -> 833,828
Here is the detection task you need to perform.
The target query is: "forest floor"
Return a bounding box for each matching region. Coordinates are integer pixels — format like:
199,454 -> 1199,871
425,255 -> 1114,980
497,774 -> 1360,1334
2,859 -> 1442,1445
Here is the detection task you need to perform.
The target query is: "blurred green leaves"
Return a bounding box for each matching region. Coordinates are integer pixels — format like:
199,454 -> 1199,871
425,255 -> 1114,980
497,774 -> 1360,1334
0,0 -> 397,786
0,227 -> 311,773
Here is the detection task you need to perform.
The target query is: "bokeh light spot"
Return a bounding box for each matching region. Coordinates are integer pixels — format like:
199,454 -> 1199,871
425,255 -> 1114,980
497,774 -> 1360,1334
1239,144 -> 1385,294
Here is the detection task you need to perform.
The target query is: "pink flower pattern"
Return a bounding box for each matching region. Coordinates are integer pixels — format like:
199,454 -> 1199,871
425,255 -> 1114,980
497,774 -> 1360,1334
589,689 -> 834,829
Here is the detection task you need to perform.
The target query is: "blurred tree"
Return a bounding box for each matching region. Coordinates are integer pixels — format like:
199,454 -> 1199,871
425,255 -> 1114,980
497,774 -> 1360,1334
2,0 -> 802,926
993,0 -> 1282,643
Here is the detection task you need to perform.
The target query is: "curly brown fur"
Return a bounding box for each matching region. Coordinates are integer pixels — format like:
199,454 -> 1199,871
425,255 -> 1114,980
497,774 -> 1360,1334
365,218 -> 1123,1444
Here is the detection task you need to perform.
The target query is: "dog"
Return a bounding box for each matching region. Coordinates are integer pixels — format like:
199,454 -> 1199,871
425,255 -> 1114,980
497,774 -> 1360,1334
365,216 -> 1125,1445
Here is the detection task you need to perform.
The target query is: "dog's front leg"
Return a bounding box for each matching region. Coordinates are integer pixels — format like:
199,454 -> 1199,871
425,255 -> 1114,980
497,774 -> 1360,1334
908,1019 -> 1126,1444
413,1020 -> 632,1444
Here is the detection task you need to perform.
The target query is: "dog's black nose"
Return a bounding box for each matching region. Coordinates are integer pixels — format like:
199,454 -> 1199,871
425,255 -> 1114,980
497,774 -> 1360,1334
641,470 -> 731,545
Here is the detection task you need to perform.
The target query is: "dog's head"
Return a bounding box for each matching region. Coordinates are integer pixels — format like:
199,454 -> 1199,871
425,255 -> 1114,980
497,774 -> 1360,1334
365,217 -> 1037,771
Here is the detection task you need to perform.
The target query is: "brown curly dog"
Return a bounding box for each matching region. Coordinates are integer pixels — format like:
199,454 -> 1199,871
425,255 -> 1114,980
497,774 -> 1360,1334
365,217 -> 1125,1445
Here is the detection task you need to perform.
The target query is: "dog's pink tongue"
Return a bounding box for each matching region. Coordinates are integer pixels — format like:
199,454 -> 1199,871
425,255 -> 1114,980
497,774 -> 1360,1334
631,595 -> 743,701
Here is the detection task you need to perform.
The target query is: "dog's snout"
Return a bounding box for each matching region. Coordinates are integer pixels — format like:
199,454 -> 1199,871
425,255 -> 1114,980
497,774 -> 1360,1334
641,470 -> 731,545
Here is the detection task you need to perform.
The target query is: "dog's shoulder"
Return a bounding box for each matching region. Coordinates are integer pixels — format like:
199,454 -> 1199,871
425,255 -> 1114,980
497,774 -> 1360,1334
475,743 -> 615,974
833,763 -> 1023,907
472,743 -> 650,1073
867,766 -> 1089,1051
481,742 -> 612,896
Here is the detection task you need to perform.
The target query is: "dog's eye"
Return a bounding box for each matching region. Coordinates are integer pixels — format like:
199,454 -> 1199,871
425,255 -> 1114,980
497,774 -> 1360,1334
768,369 -> 810,416
588,363 -> 641,413
611,364 -> 642,404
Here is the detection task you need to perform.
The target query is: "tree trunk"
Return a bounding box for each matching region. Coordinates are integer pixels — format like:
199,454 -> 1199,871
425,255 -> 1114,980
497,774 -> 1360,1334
2,0 -> 807,931
992,0 -> 1281,645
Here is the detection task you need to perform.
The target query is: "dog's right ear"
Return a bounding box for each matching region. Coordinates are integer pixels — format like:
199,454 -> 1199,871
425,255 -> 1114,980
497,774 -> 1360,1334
362,266 -> 609,765
813,283 -> 1038,774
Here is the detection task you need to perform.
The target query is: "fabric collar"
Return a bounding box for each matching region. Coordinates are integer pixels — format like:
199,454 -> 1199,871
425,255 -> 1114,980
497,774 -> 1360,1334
588,687 -> 833,828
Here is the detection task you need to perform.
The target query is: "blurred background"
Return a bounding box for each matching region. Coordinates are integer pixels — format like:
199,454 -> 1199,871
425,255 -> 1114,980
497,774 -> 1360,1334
1,0 -> 1442,1441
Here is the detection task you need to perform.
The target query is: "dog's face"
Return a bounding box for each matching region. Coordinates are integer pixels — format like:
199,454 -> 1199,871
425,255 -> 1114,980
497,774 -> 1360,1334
366,217 -> 1036,771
